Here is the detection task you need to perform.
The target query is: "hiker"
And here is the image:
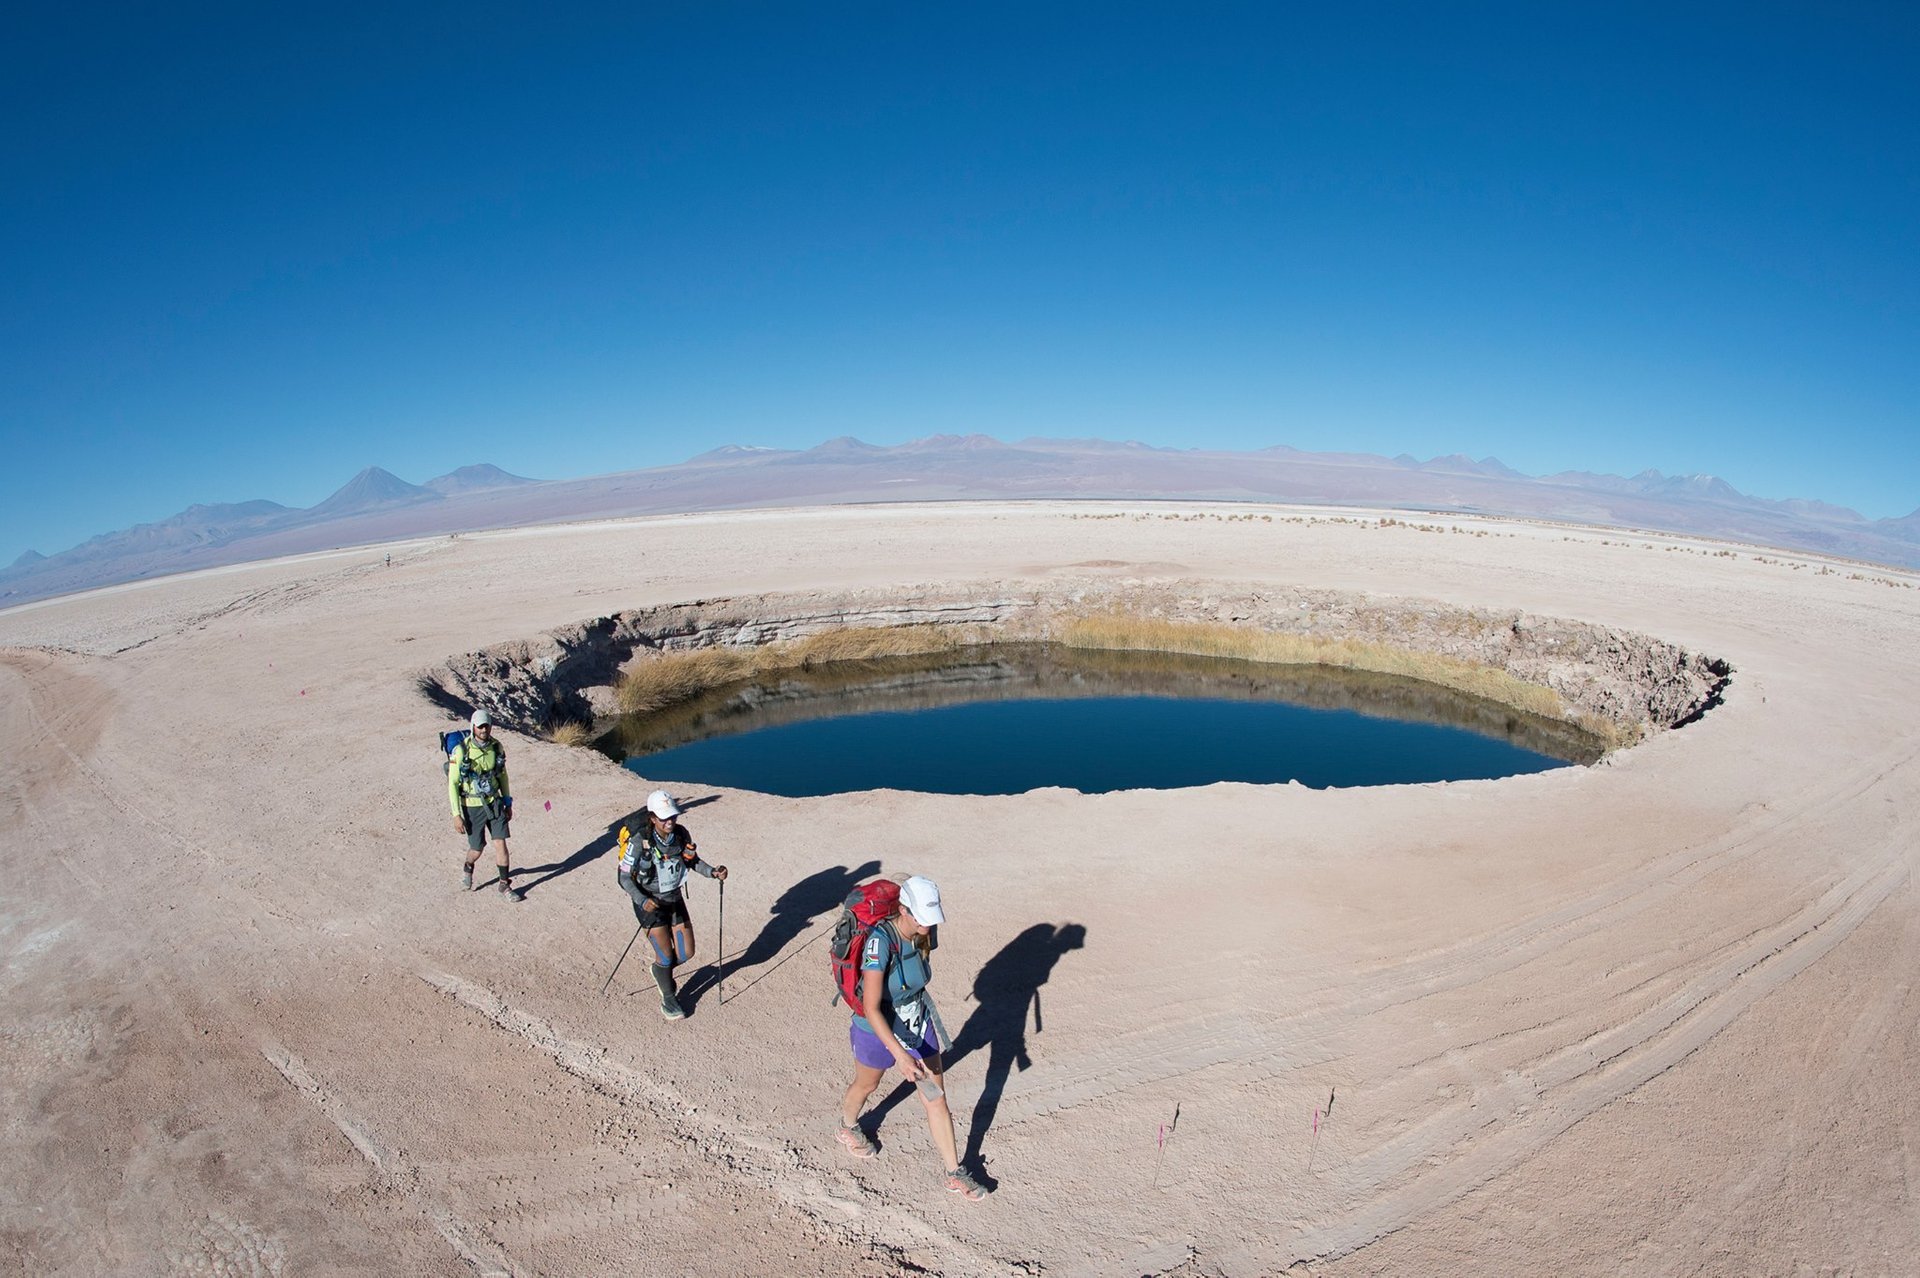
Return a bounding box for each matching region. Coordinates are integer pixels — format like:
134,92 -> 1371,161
618,790 -> 727,1020
449,709 -> 520,901
836,875 -> 988,1201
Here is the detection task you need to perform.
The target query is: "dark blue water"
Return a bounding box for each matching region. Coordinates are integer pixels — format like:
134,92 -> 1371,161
622,693 -> 1571,796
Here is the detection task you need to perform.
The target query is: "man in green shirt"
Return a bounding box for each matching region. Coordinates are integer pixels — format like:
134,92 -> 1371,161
449,709 -> 521,901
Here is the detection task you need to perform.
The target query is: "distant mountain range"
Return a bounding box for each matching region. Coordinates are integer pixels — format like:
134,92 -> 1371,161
4,438 -> 1917,606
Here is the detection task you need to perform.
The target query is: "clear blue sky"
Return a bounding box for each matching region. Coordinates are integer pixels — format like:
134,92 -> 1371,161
4,2 -> 1916,562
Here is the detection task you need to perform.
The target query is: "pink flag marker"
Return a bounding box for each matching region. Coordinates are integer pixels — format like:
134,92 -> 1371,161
1313,1108 -> 1320,1135
544,800 -> 552,811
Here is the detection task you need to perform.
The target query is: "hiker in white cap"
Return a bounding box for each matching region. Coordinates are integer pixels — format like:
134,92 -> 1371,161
836,875 -> 987,1200
617,790 -> 727,1020
449,709 -> 520,901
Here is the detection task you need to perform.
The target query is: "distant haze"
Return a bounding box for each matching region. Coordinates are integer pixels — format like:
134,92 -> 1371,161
3,436 -> 1916,608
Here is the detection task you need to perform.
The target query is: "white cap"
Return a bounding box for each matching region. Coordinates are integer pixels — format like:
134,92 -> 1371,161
900,875 -> 944,926
646,790 -> 681,820
470,709 -> 492,728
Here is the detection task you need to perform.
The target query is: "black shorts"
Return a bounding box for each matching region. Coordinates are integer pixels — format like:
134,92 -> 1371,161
463,802 -> 510,851
636,897 -> 691,929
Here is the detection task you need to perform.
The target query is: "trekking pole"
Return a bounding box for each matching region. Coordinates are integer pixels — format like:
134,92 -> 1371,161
716,878 -> 726,1006
601,922 -> 644,995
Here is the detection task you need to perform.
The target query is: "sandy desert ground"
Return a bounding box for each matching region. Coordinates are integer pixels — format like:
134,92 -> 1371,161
3,501 -> 1918,1277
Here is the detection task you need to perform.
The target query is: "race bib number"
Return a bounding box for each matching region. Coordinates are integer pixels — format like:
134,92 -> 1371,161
653,854 -> 688,895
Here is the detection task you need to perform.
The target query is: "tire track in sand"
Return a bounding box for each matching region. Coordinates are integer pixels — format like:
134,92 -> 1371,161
1288,836 -> 1912,1262
418,969 -> 1030,1277
988,733 -> 1919,1131
261,1045 -> 522,1278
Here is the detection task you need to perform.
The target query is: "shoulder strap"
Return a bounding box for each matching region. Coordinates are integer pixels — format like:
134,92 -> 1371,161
462,737 -> 503,772
869,919 -> 902,966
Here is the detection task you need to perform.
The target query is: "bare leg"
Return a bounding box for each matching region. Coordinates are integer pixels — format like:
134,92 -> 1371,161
672,922 -> 697,964
842,1063 -> 886,1128
917,1057 -> 963,1172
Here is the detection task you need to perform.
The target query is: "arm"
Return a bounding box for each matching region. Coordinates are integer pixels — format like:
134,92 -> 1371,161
618,869 -> 652,910
448,746 -> 462,815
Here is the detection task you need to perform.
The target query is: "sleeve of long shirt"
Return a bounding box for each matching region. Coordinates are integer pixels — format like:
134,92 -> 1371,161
619,870 -> 649,907
448,745 -> 463,814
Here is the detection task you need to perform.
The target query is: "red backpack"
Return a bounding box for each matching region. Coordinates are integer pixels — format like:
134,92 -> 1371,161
829,879 -> 902,1010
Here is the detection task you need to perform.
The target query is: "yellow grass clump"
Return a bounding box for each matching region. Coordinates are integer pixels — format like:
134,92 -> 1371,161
613,625 -> 966,716
545,719 -> 592,747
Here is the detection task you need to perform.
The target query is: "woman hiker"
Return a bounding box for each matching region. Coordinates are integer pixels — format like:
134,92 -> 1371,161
617,790 -> 726,1020
837,875 -> 989,1201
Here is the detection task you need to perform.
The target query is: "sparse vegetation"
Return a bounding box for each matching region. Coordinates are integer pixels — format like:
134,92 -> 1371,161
593,611 -> 1638,751
545,719 -> 592,747
1053,613 -> 1625,745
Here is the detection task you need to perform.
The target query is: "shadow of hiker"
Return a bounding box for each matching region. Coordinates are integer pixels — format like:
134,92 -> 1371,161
513,809 -> 638,895
513,794 -> 726,897
702,860 -> 885,1007
736,860 -> 884,972
947,922 -> 1088,1165
861,922 -> 1088,1176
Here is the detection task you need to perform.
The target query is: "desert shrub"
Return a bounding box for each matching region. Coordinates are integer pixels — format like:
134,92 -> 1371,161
788,625 -> 962,667
546,719 -> 592,747
614,647 -> 755,714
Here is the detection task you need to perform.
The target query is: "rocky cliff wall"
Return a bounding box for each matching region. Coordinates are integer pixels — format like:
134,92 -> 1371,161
423,581 -> 1729,747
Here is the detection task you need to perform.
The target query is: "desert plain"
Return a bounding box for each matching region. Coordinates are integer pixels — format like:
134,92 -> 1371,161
3,501 -> 1917,1277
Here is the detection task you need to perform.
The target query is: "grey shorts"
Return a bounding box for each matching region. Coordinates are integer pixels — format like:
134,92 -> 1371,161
463,803 -> 510,851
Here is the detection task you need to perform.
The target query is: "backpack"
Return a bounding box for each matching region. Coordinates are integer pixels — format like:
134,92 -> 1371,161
439,729 -> 506,788
829,879 -> 902,1011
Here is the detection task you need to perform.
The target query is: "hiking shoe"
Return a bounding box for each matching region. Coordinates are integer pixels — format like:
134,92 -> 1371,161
835,1123 -> 878,1159
943,1166 -> 988,1201
498,879 -> 523,903
461,865 -> 474,891
659,990 -> 685,1021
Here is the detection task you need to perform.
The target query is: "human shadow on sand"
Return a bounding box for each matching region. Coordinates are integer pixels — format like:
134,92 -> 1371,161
695,860 -> 886,1006
739,861 -> 885,970
513,793 -> 723,897
865,921 -> 1088,1175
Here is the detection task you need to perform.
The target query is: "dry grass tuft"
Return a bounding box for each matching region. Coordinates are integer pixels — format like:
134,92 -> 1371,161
615,647 -> 756,714
614,626 -> 965,715
545,719 -> 592,747
788,625 -> 963,666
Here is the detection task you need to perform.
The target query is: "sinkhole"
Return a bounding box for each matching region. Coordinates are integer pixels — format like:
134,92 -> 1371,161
595,643 -> 1604,797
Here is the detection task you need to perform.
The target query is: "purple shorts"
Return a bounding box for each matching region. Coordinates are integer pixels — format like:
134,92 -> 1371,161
849,1020 -> 939,1070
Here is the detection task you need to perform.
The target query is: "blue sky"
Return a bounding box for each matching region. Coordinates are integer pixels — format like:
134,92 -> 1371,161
4,3 -> 1916,562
